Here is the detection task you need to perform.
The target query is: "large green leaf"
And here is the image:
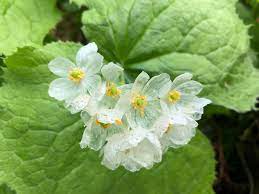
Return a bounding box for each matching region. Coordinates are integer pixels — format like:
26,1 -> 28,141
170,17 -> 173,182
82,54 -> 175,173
80,0 -> 259,112
0,0 -> 61,55
0,42 -> 215,194
0,184 -> 16,194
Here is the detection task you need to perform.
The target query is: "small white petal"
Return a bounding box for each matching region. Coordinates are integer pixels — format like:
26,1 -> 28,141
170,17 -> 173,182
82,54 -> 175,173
81,75 -> 102,96
132,71 -> 150,94
48,57 -> 75,77
159,80 -> 172,98
80,111 -> 91,124
161,119 -> 197,149
175,80 -> 203,95
48,78 -> 79,101
143,73 -> 171,99
127,100 -> 162,129
65,94 -> 90,114
80,119 -> 107,151
114,92 -> 131,116
82,52 -> 104,75
102,129 -> 162,172
171,73 -> 193,88
118,84 -> 133,94
175,96 -> 211,120
76,42 -> 98,66
97,109 -> 115,124
101,62 -> 124,82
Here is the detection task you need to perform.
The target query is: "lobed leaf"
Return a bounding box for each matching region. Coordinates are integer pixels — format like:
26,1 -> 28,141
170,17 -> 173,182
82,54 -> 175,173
0,0 -> 61,55
81,0 -> 259,112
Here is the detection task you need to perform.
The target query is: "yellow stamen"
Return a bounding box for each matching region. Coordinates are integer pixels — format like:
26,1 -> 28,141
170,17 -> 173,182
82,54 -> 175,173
106,82 -> 121,98
115,119 -> 123,125
95,119 -> 111,129
68,68 -> 85,83
131,94 -> 147,116
168,90 -> 181,103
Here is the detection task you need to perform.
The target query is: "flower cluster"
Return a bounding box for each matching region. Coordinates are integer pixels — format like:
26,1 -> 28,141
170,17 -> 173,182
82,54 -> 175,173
48,43 -> 211,172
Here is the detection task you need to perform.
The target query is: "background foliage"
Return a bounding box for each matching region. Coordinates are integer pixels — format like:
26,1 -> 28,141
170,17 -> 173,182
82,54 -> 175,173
0,0 -> 258,193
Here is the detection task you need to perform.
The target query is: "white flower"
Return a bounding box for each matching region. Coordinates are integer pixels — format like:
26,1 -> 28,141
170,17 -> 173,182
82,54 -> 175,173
65,94 -> 90,114
157,112 -> 198,150
48,42 -> 103,101
101,128 -> 162,172
118,72 -> 171,129
80,116 -> 127,151
159,73 -> 211,121
80,62 -> 130,125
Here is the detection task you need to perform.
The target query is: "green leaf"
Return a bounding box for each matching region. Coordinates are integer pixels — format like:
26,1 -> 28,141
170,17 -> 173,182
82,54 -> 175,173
81,0 -> 259,112
0,184 -> 16,194
70,0 -> 86,7
0,42 -> 215,194
0,0 -> 61,55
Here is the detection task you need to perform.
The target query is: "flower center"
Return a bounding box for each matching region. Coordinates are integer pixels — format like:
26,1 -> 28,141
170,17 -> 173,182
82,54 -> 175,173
115,119 -> 123,125
131,95 -> 147,115
95,119 -> 111,129
68,68 -> 85,83
106,82 -> 121,97
168,90 -> 181,103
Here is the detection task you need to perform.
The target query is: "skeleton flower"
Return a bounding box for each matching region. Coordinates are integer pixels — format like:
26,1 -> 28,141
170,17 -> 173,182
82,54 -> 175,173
159,72 -> 211,121
101,128 -> 162,172
158,73 -> 211,149
79,66 -> 131,150
119,71 -> 171,129
48,42 -> 103,102
80,115 -> 128,151
156,109 -> 198,150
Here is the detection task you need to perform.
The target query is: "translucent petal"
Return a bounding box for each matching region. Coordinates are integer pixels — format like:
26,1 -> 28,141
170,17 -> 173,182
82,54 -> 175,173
81,75 -> 102,96
142,73 -> 171,99
65,94 -> 90,114
48,57 -> 75,77
114,92 -> 131,117
48,78 -> 79,101
118,84 -> 133,94
76,42 -> 98,66
80,111 -> 91,124
130,134 -> 162,167
162,119 -> 198,148
159,80 -> 172,98
175,96 -> 211,120
80,119 -> 107,151
83,52 -> 104,75
132,71 -> 150,94
175,80 -> 203,95
101,62 -> 124,82
152,115 -> 170,137
127,100 -> 162,129
171,73 -> 193,88
97,109 -> 116,124
102,129 -> 162,171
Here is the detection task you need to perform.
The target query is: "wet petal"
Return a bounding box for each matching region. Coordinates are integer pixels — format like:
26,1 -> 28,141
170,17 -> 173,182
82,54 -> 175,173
127,100 -> 162,129
81,75 -> 102,96
76,42 -> 98,66
48,78 -> 79,101
171,73 -> 193,88
143,73 -> 171,99
132,71 -> 150,94
65,94 -> 90,114
101,62 -> 124,83
48,57 -> 75,77
176,80 -> 203,95
80,119 -> 107,151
